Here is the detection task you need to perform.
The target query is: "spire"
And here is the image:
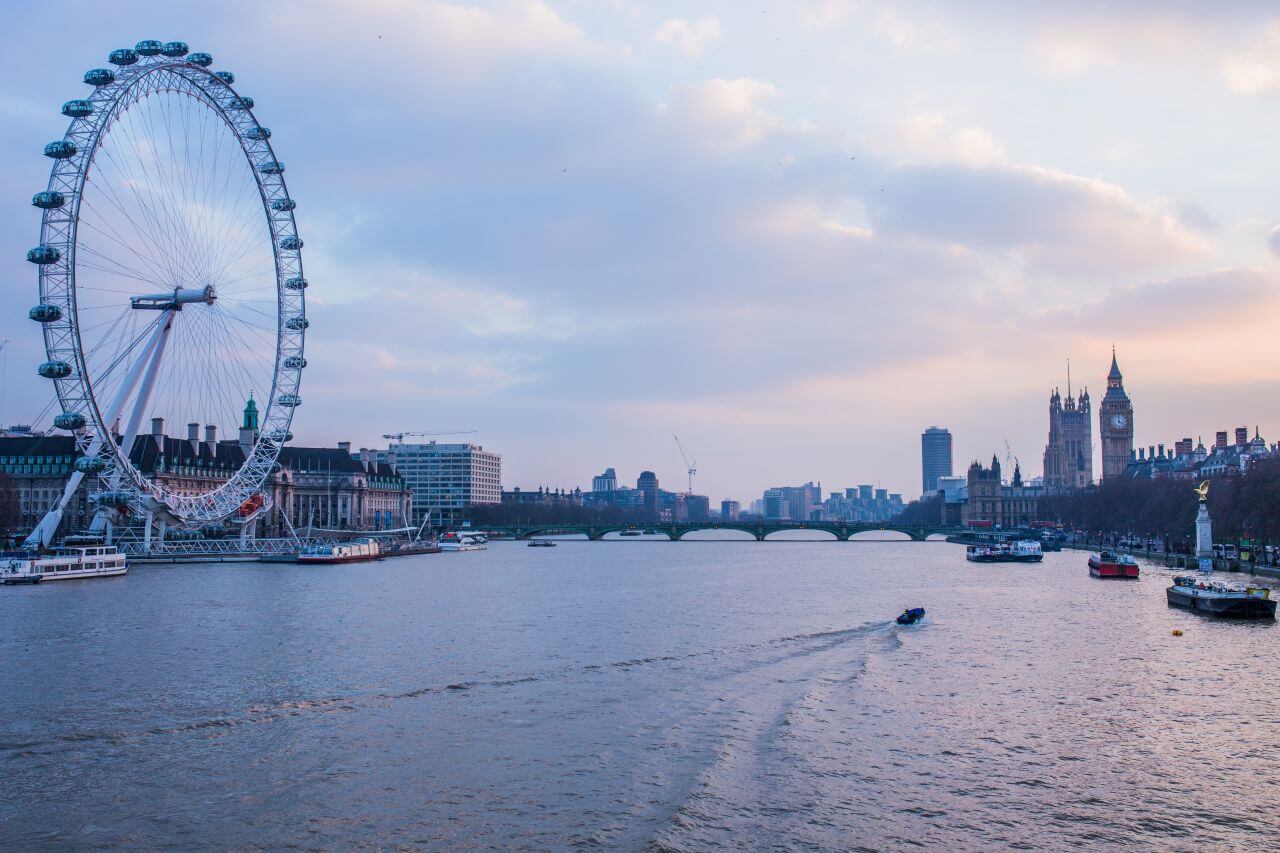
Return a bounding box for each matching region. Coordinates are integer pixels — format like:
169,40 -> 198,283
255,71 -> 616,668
242,393 -> 259,431
1108,347 -> 1122,384
1066,357 -> 1072,399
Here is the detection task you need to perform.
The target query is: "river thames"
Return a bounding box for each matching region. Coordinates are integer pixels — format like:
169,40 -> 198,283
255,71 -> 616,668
2,539 -> 1277,849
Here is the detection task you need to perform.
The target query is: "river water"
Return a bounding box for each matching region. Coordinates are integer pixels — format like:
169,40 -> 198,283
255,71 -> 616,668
2,540 -> 1278,849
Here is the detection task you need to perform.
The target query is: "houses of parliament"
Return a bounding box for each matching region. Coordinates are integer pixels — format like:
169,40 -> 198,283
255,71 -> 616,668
1043,350 -> 1134,493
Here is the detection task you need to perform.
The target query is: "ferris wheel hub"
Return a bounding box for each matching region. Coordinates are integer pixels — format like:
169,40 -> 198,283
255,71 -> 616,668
130,284 -> 216,310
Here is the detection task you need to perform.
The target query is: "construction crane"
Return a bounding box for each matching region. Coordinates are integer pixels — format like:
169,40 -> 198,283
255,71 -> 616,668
673,433 -> 697,495
383,430 -> 477,442
1004,438 -> 1020,480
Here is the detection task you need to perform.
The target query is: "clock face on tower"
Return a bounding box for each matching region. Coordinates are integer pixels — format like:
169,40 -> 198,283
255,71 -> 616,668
1110,414 -> 1128,429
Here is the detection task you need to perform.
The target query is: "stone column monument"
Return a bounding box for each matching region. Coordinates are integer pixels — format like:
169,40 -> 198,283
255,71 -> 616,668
1193,480 -> 1213,572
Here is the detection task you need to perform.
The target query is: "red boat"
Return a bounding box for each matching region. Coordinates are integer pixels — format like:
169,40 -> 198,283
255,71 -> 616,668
1088,550 -> 1139,579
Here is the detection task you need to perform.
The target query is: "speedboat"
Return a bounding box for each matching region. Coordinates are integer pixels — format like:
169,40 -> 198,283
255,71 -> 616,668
1167,575 -> 1276,619
896,607 -> 926,625
1089,550 -> 1139,579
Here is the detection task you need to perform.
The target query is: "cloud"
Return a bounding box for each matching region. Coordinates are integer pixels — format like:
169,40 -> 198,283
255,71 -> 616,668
1052,269 -> 1278,334
1222,21 -> 1280,94
652,17 -> 721,58
1268,226 -> 1280,257
894,115 -> 1005,167
660,78 -> 783,147
870,119 -> 1208,277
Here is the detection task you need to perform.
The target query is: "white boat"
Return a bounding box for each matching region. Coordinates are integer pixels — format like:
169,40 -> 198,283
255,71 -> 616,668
440,532 -> 487,552
1,544 -> 127,584
298,538 -> 380,564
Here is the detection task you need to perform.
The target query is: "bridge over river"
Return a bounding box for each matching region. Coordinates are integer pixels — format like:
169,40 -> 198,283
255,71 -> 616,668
479,521 -> 960,542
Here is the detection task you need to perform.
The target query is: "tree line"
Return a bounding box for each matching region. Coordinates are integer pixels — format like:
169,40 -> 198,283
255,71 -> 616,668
1040,461 -> 1280,545
891,460 -> 1280,546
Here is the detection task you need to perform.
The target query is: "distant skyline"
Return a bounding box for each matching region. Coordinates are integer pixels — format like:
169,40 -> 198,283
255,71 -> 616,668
4,2 -> 1280,501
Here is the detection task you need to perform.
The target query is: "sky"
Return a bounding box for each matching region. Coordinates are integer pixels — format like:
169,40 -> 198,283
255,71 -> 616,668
3,0 -> 1280,505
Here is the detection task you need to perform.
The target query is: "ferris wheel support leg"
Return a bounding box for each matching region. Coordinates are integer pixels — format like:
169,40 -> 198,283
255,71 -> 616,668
119,311 -> 175,470
22,315 -> 173,548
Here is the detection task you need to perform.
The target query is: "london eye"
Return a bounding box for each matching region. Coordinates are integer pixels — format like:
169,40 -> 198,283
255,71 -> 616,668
24,40 -> 306,547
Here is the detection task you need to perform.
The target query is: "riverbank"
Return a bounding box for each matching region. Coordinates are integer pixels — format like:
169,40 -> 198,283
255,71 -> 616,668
1059,540 -> 1280,578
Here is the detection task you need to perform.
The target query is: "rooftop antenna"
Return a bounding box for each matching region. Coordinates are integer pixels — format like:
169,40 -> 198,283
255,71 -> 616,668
1067,357 -> 1072,399
0,338 -> 8,428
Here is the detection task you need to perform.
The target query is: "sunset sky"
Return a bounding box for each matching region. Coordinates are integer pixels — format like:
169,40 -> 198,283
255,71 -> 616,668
3,1 -> 1280,502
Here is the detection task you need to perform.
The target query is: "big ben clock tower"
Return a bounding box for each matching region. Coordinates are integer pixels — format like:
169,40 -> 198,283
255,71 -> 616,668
1099,348 -> 1134,481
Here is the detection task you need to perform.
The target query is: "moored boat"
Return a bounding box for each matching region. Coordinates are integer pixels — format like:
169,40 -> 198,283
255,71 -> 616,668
440,532 -> 487,551
965,540 -> 1043,563
1166,575 -> 1276,619
298,538 -> 381,564
1088,550 -> 1140,579
1,544 -> 126,584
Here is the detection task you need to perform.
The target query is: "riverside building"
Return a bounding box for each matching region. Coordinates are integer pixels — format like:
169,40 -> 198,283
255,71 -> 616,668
921,427 -> 953,496
365,440 -> 502,528
1043,378 -> 1093,493
0,401 -> 410,543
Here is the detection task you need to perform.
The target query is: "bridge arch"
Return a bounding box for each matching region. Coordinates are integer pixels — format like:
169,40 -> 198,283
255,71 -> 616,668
677,527 -> 758,541
762,528 -> 840,541
849,529 -> 914,542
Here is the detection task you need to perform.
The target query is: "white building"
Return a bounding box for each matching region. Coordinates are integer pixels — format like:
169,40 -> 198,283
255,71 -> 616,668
363,441 -> 501,527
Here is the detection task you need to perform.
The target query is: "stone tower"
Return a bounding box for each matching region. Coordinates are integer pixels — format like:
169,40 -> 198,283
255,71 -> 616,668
1042,368 -> 1093,493
1099,348 -> 1134,482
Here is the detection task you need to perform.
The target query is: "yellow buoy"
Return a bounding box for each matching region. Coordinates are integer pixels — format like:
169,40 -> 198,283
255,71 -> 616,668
1172,629 -> 1183,636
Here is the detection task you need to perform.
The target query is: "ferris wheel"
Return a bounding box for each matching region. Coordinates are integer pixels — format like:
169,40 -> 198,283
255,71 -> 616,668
24,40 -> 306,547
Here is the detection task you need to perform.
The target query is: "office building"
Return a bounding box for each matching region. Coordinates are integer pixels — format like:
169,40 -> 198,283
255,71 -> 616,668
591,468 -> 617,492
368,440 -> 501,527
921,426 -> 953,496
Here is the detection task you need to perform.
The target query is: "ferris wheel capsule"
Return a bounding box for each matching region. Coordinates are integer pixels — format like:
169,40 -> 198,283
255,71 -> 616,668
44,141 -> 77,159
284,276 -> 307,290
38,360 -> 72,379
109,48 -> 139,66
215,70 -> 235,84
227,95 -> 254,110
161,41 -> 189,57
62,100 -> 94,118
188,52 -> 213,67
84,68 -> 115,86
27,245 -> 60,264
53,412 -> 87,430
74,456 -> 108,474
280,235 -> 302,251
135,40 -> 163,56
32,191 -> 65,209
29,304 -> 63,322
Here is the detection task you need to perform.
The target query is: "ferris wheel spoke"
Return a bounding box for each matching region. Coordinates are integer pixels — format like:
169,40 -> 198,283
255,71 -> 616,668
207,305 -> 277,376
92,143 -> 190,285
76,205 -> 175,286
84,165 -> 183,285
76,248 -> 170,288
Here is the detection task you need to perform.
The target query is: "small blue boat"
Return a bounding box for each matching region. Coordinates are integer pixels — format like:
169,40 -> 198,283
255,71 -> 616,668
896,607 -> 925,625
